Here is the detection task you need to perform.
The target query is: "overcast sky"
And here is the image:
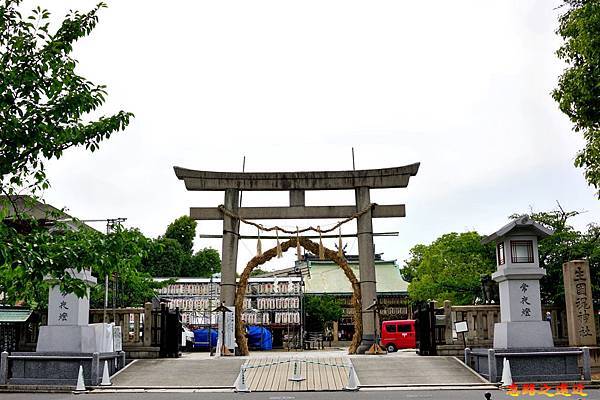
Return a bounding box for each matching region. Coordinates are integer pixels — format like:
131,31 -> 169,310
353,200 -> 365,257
26,0 -> 599,272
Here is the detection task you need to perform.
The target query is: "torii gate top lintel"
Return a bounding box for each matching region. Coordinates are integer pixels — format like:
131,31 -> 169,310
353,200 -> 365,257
173,163 -> 420,191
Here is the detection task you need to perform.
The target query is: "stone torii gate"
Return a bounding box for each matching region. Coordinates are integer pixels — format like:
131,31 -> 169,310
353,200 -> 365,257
174,163 -> 419,352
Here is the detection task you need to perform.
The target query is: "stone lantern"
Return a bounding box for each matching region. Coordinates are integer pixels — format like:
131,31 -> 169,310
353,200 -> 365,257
482,215 -> 554,349
467,216 -> 591,383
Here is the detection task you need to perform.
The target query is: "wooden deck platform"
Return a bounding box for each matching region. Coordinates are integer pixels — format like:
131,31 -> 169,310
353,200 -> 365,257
241,356 -> 351,391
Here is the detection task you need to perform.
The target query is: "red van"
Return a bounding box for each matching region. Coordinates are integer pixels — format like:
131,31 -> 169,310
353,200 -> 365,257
381,319 -> 416,352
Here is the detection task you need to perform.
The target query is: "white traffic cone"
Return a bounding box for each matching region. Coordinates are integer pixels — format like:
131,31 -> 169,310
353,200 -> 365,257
500,358 -> 513,387
235,366 -> 250,392
100,360 -> 112,386
344,364 -> 359,391
74,365 -> 86,393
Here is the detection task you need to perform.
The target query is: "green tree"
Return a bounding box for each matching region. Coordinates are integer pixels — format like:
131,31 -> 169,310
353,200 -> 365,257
143,216 -> 221,278
0,0 -> 132,301
553,0 -> 600,195
183,248 -> 220,277
0,222 -> 162,309
0,1 -> 132,198
88,227 -> 165,308
165,216 -> 197,254
401,232 -> 496,305
399,244 -> 427,283
304,295 -> 343,332
142,237 -> 187,277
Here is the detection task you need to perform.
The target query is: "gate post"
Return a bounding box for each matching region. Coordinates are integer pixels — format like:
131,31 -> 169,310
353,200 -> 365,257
355,187 -> 376,353
221,189 -> 240,306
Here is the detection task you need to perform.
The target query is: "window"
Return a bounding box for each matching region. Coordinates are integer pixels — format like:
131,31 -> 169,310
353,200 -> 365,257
497,242 -> 505,265
511,240 -> 534,263
398,324 -> 412,333
385,324 -> 397,333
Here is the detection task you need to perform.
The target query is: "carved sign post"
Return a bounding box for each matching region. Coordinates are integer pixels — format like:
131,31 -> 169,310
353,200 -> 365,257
563,260 -> 597,346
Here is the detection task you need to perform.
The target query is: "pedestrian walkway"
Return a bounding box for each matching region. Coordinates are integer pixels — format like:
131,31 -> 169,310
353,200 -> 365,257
111,357 -> 244,388
108,349 -> 489,391
351,353 -> 489,387
240,355 -> 352,391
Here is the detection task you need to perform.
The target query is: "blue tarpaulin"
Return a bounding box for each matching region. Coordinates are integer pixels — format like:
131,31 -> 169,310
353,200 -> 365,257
247,325 -> 272,350
193,329 -> 218,348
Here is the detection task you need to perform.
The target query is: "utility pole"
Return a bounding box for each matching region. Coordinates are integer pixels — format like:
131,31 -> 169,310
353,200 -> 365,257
79,218 -> 127,323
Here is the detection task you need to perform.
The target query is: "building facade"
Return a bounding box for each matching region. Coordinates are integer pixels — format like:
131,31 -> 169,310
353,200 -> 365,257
257,254 -> 411,342
155,276 -> 304,348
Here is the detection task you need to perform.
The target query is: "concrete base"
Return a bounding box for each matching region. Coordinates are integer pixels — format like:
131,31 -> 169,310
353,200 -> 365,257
356,335 -> 375,354
36,323 -> 113,353
1,351 -> 125,387
467,347 -> 587,383
493,321 -> 553,349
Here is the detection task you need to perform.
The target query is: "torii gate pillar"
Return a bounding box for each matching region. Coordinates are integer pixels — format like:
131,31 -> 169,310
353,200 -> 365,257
221,189 -> 240,306
356,187 -> 376,352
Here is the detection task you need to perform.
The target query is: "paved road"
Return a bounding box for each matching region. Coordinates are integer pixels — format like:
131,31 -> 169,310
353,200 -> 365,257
1,389 -> 599,400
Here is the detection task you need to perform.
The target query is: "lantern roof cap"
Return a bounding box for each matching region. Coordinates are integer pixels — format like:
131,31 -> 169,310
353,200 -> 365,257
482,215 -> 554,244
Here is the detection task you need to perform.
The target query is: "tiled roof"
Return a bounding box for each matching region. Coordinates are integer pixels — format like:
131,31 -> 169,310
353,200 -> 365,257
304,261 -> 408,294
0,308 -> 33,323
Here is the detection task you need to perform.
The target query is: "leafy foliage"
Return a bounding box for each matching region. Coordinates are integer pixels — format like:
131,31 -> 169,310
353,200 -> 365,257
553,0 -> 600,195
304,294 -> 343,332
400,232 -> 496,305
165,216 -> 197,254
0,0 -> 132,197
402,208 -> 599,307
0,218 -> 163,309
141,216 -> 220,278
512,207 -> 600,305
141,237 -> 187,277
185,248 -> 221,277
0,0 -> 137,306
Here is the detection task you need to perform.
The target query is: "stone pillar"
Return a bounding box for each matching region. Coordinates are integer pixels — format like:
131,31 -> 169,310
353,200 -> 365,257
355,187 -> 376,353
36,269 -> 107,353
91,352 -> 100,386
221,189 -> 240,306
563,260 -> 597,346
143,302 -> 152,347
444,300 -> 454,344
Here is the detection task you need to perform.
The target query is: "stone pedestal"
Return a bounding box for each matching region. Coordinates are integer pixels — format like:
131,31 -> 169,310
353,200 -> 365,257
492,266 -> 553,349
1,269 -> 125,388
468,347 -> 586,383
36,269 -> 114,354
493,322 -> 553,348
